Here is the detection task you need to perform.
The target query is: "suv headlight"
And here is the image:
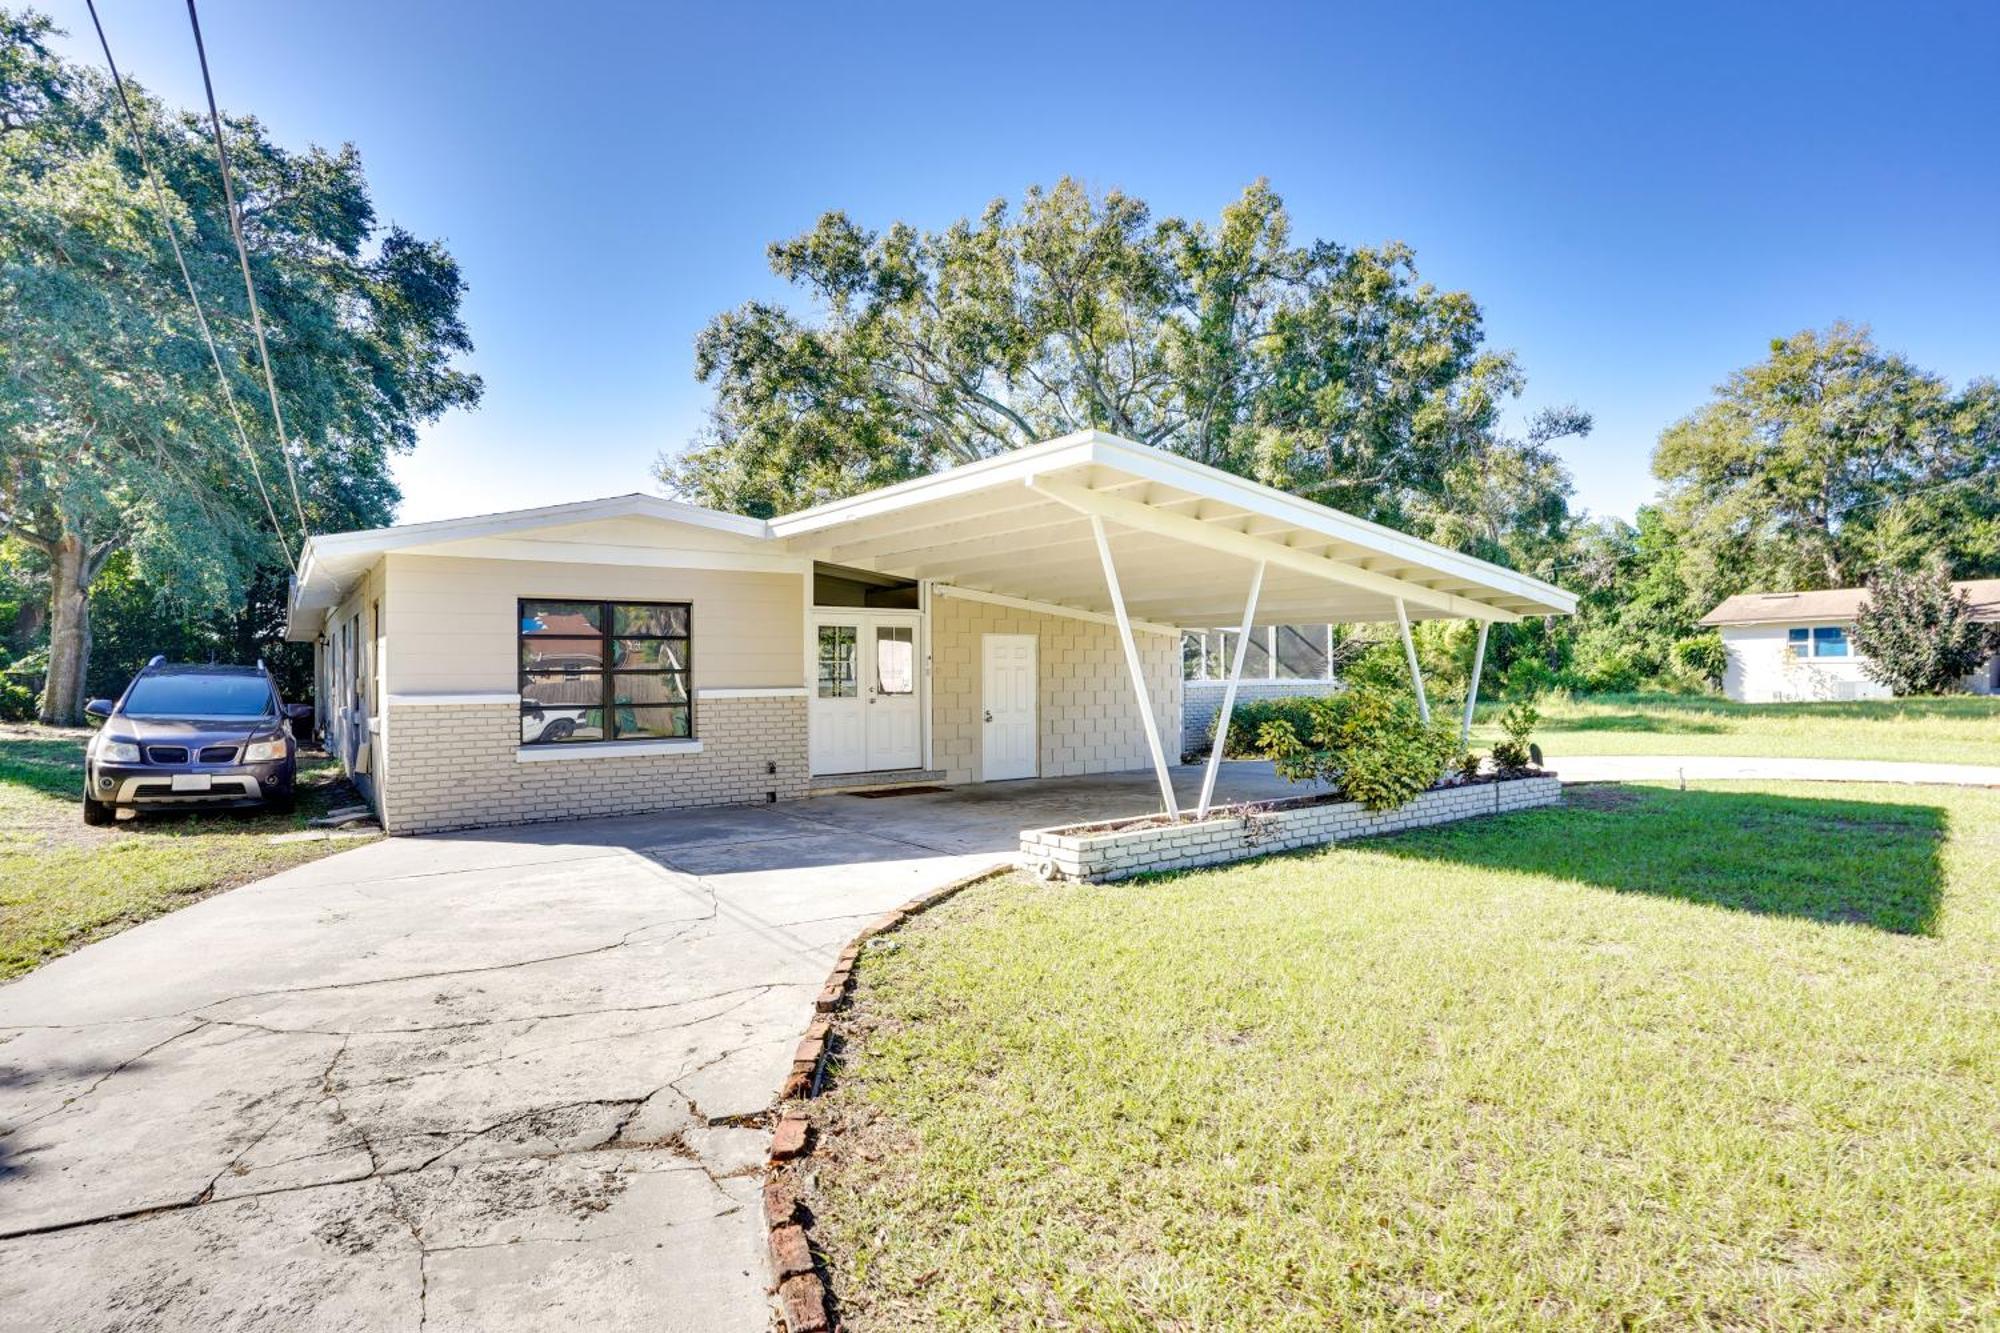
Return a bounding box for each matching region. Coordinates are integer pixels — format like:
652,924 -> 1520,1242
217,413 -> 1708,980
100,739 -> 142,764
243,738 -> 287,763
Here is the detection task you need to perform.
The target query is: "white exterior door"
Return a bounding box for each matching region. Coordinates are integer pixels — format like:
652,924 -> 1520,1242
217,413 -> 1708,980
866,621 -> 922,770
981,633 -> 1037,781
811,614 -> 925,775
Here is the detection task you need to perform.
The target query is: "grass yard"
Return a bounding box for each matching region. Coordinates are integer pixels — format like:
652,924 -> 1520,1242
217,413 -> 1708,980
0,724 -> 375,980
807,781 -> 2000,1331
1472,691 -> 2000,766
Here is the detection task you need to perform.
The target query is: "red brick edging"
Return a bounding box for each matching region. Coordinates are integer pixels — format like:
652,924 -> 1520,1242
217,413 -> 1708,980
762,865 -> 1012,1332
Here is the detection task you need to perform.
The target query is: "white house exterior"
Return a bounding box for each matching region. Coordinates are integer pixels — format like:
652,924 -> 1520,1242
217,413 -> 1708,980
1701,581 -> 2000,703
286,432 -> 1573,834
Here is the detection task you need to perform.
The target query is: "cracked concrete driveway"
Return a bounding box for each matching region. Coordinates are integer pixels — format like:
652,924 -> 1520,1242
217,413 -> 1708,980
0,797 -> 1016,1332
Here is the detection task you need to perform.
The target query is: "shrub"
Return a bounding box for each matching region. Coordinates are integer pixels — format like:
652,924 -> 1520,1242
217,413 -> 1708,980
1853,563 -> 2000,696
1256,686 -> 1462,811
1500,655 -> 1555,701
1490,700 -> 1541,775
1573,641 -> 1644,694
1455,751 -> 1484,782
1670,632 -> 1728,687
1210,694 -> 1340,757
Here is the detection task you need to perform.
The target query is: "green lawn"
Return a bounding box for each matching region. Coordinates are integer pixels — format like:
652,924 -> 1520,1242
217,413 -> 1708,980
1472,691 -> 2000,766
0,724 -> 375,980
808,781 -> 2000,1330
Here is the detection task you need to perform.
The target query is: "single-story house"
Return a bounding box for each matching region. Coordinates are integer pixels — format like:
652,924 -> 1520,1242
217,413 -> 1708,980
1700,580 -> 2000,703
285,431 -> 1574,835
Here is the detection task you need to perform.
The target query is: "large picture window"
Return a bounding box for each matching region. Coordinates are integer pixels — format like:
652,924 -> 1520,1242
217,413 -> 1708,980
519,599 -> 692,746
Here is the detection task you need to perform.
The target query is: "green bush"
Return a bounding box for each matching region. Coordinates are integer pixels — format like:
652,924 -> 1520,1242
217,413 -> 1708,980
1209,694 -> 1341,757
1490,700 -> 1541,774
1670,632 -> 1728,687
1256,686 -> 1462,811
1500,655 -> 1556,700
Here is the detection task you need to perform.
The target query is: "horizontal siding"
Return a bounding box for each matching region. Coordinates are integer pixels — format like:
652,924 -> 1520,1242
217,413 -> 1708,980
383,554 -> 804,694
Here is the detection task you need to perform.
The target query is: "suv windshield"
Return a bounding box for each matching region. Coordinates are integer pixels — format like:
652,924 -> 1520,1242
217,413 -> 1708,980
122,674 -> 274,719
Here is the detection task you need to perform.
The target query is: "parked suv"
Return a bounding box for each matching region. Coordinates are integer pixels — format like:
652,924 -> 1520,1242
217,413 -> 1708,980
81,658 -> 314,826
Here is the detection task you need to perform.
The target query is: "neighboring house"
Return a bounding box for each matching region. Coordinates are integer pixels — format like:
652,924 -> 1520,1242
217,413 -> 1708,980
286,431 -> 1572,834
1700,580 -> 2000,702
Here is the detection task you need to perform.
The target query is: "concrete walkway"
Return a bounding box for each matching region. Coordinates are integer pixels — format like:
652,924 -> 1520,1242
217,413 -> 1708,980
0,766 -> 1291,1332
1549,754 -> 2000,787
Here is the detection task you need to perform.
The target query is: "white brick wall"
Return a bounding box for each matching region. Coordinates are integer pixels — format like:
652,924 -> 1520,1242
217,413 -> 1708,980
929,598 -> 1181,786
381,696 -> 808,835
1020,775 -> 1563,882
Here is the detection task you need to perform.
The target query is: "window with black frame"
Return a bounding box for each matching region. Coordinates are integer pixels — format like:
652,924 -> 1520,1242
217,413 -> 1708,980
518,599 -> 692,745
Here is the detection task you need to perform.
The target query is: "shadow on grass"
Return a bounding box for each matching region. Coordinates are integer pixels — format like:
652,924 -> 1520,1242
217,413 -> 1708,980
0,735 -> 87,801
1548,712 -> 1729,735
1372,783 -> 1947,935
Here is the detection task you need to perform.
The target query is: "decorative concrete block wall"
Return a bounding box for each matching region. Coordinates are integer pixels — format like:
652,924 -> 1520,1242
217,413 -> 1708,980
1020,774 -> 1562,882
381,696 -> 808,835
1181,678 -> 1342,755
929,596 -> 1182,787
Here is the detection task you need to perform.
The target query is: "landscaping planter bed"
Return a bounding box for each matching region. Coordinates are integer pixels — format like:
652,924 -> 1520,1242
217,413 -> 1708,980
1021,772 -> 1561,882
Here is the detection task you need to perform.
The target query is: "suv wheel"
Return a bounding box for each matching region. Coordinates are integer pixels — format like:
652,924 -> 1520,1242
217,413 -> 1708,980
267,790 -> 297,817
82,792 -> 113,826
543,718 -> 575,743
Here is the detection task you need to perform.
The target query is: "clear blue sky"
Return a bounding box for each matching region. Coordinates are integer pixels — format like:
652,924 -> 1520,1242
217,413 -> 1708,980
53,0 -> 2000,526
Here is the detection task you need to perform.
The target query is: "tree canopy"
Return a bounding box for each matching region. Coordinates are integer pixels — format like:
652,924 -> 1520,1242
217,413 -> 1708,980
1654,323 -> 2000,604
0,8 -> 480,719
660,179 -> 1586,568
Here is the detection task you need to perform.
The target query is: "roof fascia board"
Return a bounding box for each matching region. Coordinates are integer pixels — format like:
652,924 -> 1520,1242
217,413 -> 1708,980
1027,474 -> 1521,624
1084,435 -> 1574,613
768,433 -> 1100,539
396,536 -> 810,575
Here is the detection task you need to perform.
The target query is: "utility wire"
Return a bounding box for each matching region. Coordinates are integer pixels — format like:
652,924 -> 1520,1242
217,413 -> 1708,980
184,0 -> 312,552
84,0 -> 298,573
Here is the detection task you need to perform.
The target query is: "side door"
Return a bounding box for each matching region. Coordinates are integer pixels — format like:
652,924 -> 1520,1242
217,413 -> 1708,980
980,633 -> 1037,781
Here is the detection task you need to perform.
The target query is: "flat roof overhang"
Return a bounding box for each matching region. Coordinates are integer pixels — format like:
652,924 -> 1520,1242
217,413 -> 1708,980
771,431 -> 1574,627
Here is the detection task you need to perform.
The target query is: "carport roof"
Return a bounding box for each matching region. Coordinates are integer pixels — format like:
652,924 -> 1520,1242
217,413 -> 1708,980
287,431 -> 1573,638
770,431 -> 1572,626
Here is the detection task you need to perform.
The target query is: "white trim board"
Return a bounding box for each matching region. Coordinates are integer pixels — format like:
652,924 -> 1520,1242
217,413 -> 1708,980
696,686 -> 809,699
387,692 -> 521,707
517,739 -> 704,763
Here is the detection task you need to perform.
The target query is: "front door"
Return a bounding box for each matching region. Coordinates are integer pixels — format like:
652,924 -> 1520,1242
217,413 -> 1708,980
811,615 -> 924,775
981,633 -> 1037,781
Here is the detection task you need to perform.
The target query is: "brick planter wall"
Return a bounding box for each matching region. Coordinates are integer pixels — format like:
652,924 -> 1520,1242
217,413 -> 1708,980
381,696 -> 808,835
1020,774 -> 1562,882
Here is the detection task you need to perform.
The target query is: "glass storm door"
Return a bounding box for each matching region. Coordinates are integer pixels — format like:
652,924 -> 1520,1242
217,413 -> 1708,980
811,615 -> 924,775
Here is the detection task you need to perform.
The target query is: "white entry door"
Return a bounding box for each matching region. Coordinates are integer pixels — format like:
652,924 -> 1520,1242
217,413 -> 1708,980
981,633 -> 1037,781
811,615 -> 924,776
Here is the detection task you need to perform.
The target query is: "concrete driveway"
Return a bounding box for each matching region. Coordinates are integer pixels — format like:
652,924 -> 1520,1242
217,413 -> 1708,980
0,767 -> 1294,1331
0,799 -> 1016,1331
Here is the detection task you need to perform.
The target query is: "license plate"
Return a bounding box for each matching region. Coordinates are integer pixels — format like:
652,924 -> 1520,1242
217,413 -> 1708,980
170,773 -> 213,793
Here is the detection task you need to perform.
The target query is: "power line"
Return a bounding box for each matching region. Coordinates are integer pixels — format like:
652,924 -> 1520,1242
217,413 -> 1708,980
84,0 -> 298,574
184,0 -> 311,552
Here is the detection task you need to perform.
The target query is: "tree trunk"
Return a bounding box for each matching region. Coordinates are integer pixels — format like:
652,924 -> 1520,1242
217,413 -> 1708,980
39,535 -> 92,725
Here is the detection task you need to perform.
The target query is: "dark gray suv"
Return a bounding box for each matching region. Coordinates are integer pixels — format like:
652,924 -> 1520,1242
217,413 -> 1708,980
82,658 -> 314,825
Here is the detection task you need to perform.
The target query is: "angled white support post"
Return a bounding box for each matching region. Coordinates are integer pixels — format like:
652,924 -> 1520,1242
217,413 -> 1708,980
1197,560 -> 1266,819
1394,597 -> 1431,724
1090,514 -> 1180,820
1460,620 -> 1489,745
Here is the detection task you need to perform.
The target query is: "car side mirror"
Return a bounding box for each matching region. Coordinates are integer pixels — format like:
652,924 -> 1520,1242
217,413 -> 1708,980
284,702 -> 315,724
83,699 -> 114,727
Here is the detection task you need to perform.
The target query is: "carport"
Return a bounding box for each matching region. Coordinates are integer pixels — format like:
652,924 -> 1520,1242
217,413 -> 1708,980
772,431 -> 1576,817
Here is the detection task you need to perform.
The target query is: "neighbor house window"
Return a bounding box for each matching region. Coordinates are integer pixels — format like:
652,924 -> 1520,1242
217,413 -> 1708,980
519,599 -> 691,745
1787,626 -> 1850,659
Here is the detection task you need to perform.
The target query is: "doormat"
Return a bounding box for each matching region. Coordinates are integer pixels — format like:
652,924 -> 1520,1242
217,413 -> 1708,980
847,785 -> 950,799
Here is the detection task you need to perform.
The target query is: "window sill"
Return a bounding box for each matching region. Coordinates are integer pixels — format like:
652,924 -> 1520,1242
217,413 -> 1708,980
517,739 -> 704,763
